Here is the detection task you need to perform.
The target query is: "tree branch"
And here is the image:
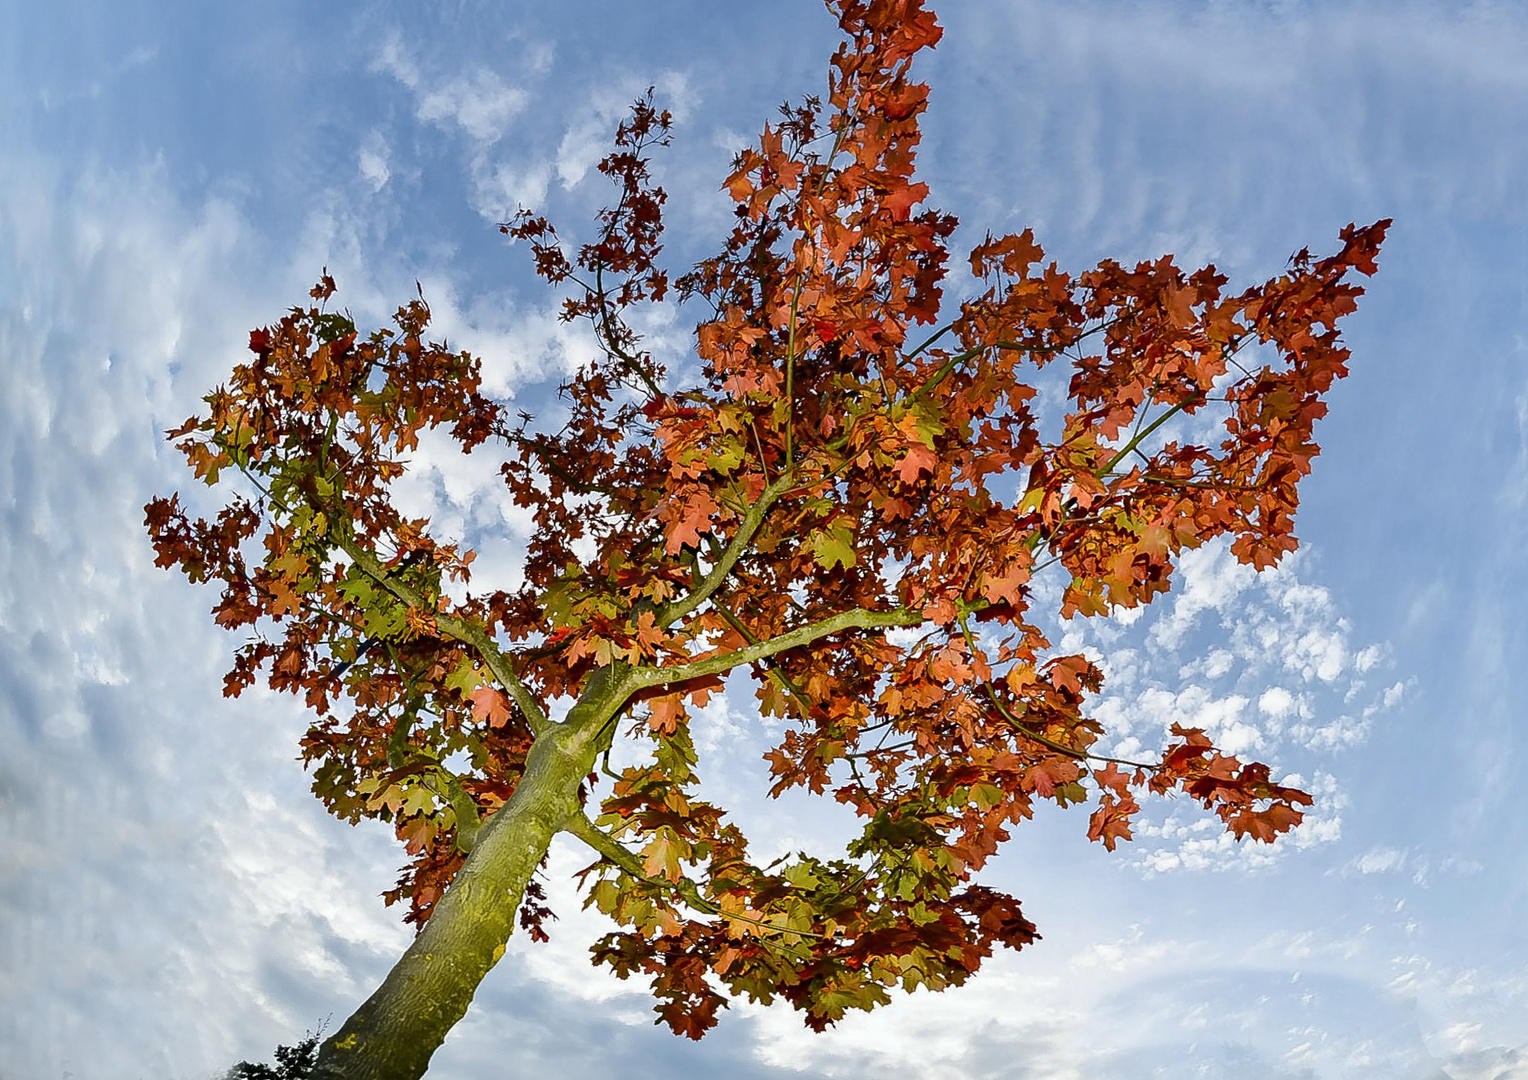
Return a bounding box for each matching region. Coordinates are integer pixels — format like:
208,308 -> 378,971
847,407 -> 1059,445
563,809 -> 720,916
1102,392 -> 1203,475
564,810 -> 839,946
332,534 -> 551,734
656,468 -> 800,629
708,594 -> 820,718
592,263 -> 665,401
509,433 -> 614,497
956,615 -> 1155,771
635,604 -> 924,690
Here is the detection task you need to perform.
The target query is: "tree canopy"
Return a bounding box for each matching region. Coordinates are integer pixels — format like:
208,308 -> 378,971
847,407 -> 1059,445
146,1 -> 1387,1075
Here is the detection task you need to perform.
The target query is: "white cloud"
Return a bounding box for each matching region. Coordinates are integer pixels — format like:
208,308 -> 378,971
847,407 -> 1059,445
358,130 -> 391,192
1259,685 -> 1298,718
1345,847 -> 1409,875
1042,537 -> 1399,872
475,158 -> 554,222
367,31 -> 700,227
372,35 -> 528,145
0,148 -> 445,1080
419,70 -> 529,143
1150,541 -> 1258,651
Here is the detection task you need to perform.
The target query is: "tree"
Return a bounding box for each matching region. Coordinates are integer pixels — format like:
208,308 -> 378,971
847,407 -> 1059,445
145,1 -> 1388,1077
222,1030 -> 322,1080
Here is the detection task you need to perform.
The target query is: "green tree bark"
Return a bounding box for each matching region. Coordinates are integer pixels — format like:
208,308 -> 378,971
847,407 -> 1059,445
313,669 -> 631,1080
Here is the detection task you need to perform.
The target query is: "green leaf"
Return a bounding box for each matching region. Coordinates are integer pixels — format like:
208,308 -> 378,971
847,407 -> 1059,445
808,518 -> 857,571
338,570 -> 378,608
642,830 -> 685,880
1055,780 -> 1088,807
910,402 -> 944,447
400,783 -> 435,819
588,879 -> 621,915
361,602 -> 406,640
706,437 -> 746,475
538,563 -> 585,625
970,782 -> 1004,811
781,861 -> 822,889
444,656 -> 480,696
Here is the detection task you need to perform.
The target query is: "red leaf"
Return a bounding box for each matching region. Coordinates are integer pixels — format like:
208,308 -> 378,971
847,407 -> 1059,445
895,443 -> 938,485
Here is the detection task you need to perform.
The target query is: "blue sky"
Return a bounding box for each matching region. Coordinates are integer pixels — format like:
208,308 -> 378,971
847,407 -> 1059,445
3,1 -> 1526,1078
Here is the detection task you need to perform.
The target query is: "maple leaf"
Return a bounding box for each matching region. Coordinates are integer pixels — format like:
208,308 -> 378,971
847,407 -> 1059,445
808,518 -> 858,571
648,693 -> 686,736
895,442 -> 938,485
469,687 -> 511,729
1086,791 -> 1138,852
642,830 -> 685,881
664,488 -> 719,553
969,228 -> 1043,277
1228,804 -> 1297,842
884,180 -> 928,221
397,816 -> 434,857
444,657 -> 480,696
927,642 -> 974,685
979,561 -> 1029,606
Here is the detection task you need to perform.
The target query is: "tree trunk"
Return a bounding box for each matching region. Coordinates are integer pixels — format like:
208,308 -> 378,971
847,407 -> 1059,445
312,693 -> 616,1080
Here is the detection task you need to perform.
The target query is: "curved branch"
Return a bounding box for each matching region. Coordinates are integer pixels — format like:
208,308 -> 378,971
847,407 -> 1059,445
591,263 -> 665,401
956,616 -> 1155,772
333,535 -> 551,734
564,810 -> 839,945
563,810 -> 719,916
1101,393 -> 1202,475
709,597 -> 819,718
423,767 -> 484,854
509,433 -> 614,497
656,468 -> 800,629
636,604 -> 924,690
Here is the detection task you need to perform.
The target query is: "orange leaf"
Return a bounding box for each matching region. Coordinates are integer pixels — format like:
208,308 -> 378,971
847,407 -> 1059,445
470,687 -> 512,728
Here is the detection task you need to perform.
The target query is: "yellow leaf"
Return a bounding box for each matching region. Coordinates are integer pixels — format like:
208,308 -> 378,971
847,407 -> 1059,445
642,831 -> 684,881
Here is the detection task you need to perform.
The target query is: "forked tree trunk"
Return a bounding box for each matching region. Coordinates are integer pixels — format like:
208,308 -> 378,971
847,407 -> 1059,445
312,713 -> 609,1080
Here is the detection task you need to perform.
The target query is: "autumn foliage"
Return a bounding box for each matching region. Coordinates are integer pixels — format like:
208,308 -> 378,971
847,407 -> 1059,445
147,0 -> 1387,1061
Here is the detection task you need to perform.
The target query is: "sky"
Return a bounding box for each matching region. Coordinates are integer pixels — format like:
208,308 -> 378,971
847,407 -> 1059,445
2,0 -> 1527,1078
